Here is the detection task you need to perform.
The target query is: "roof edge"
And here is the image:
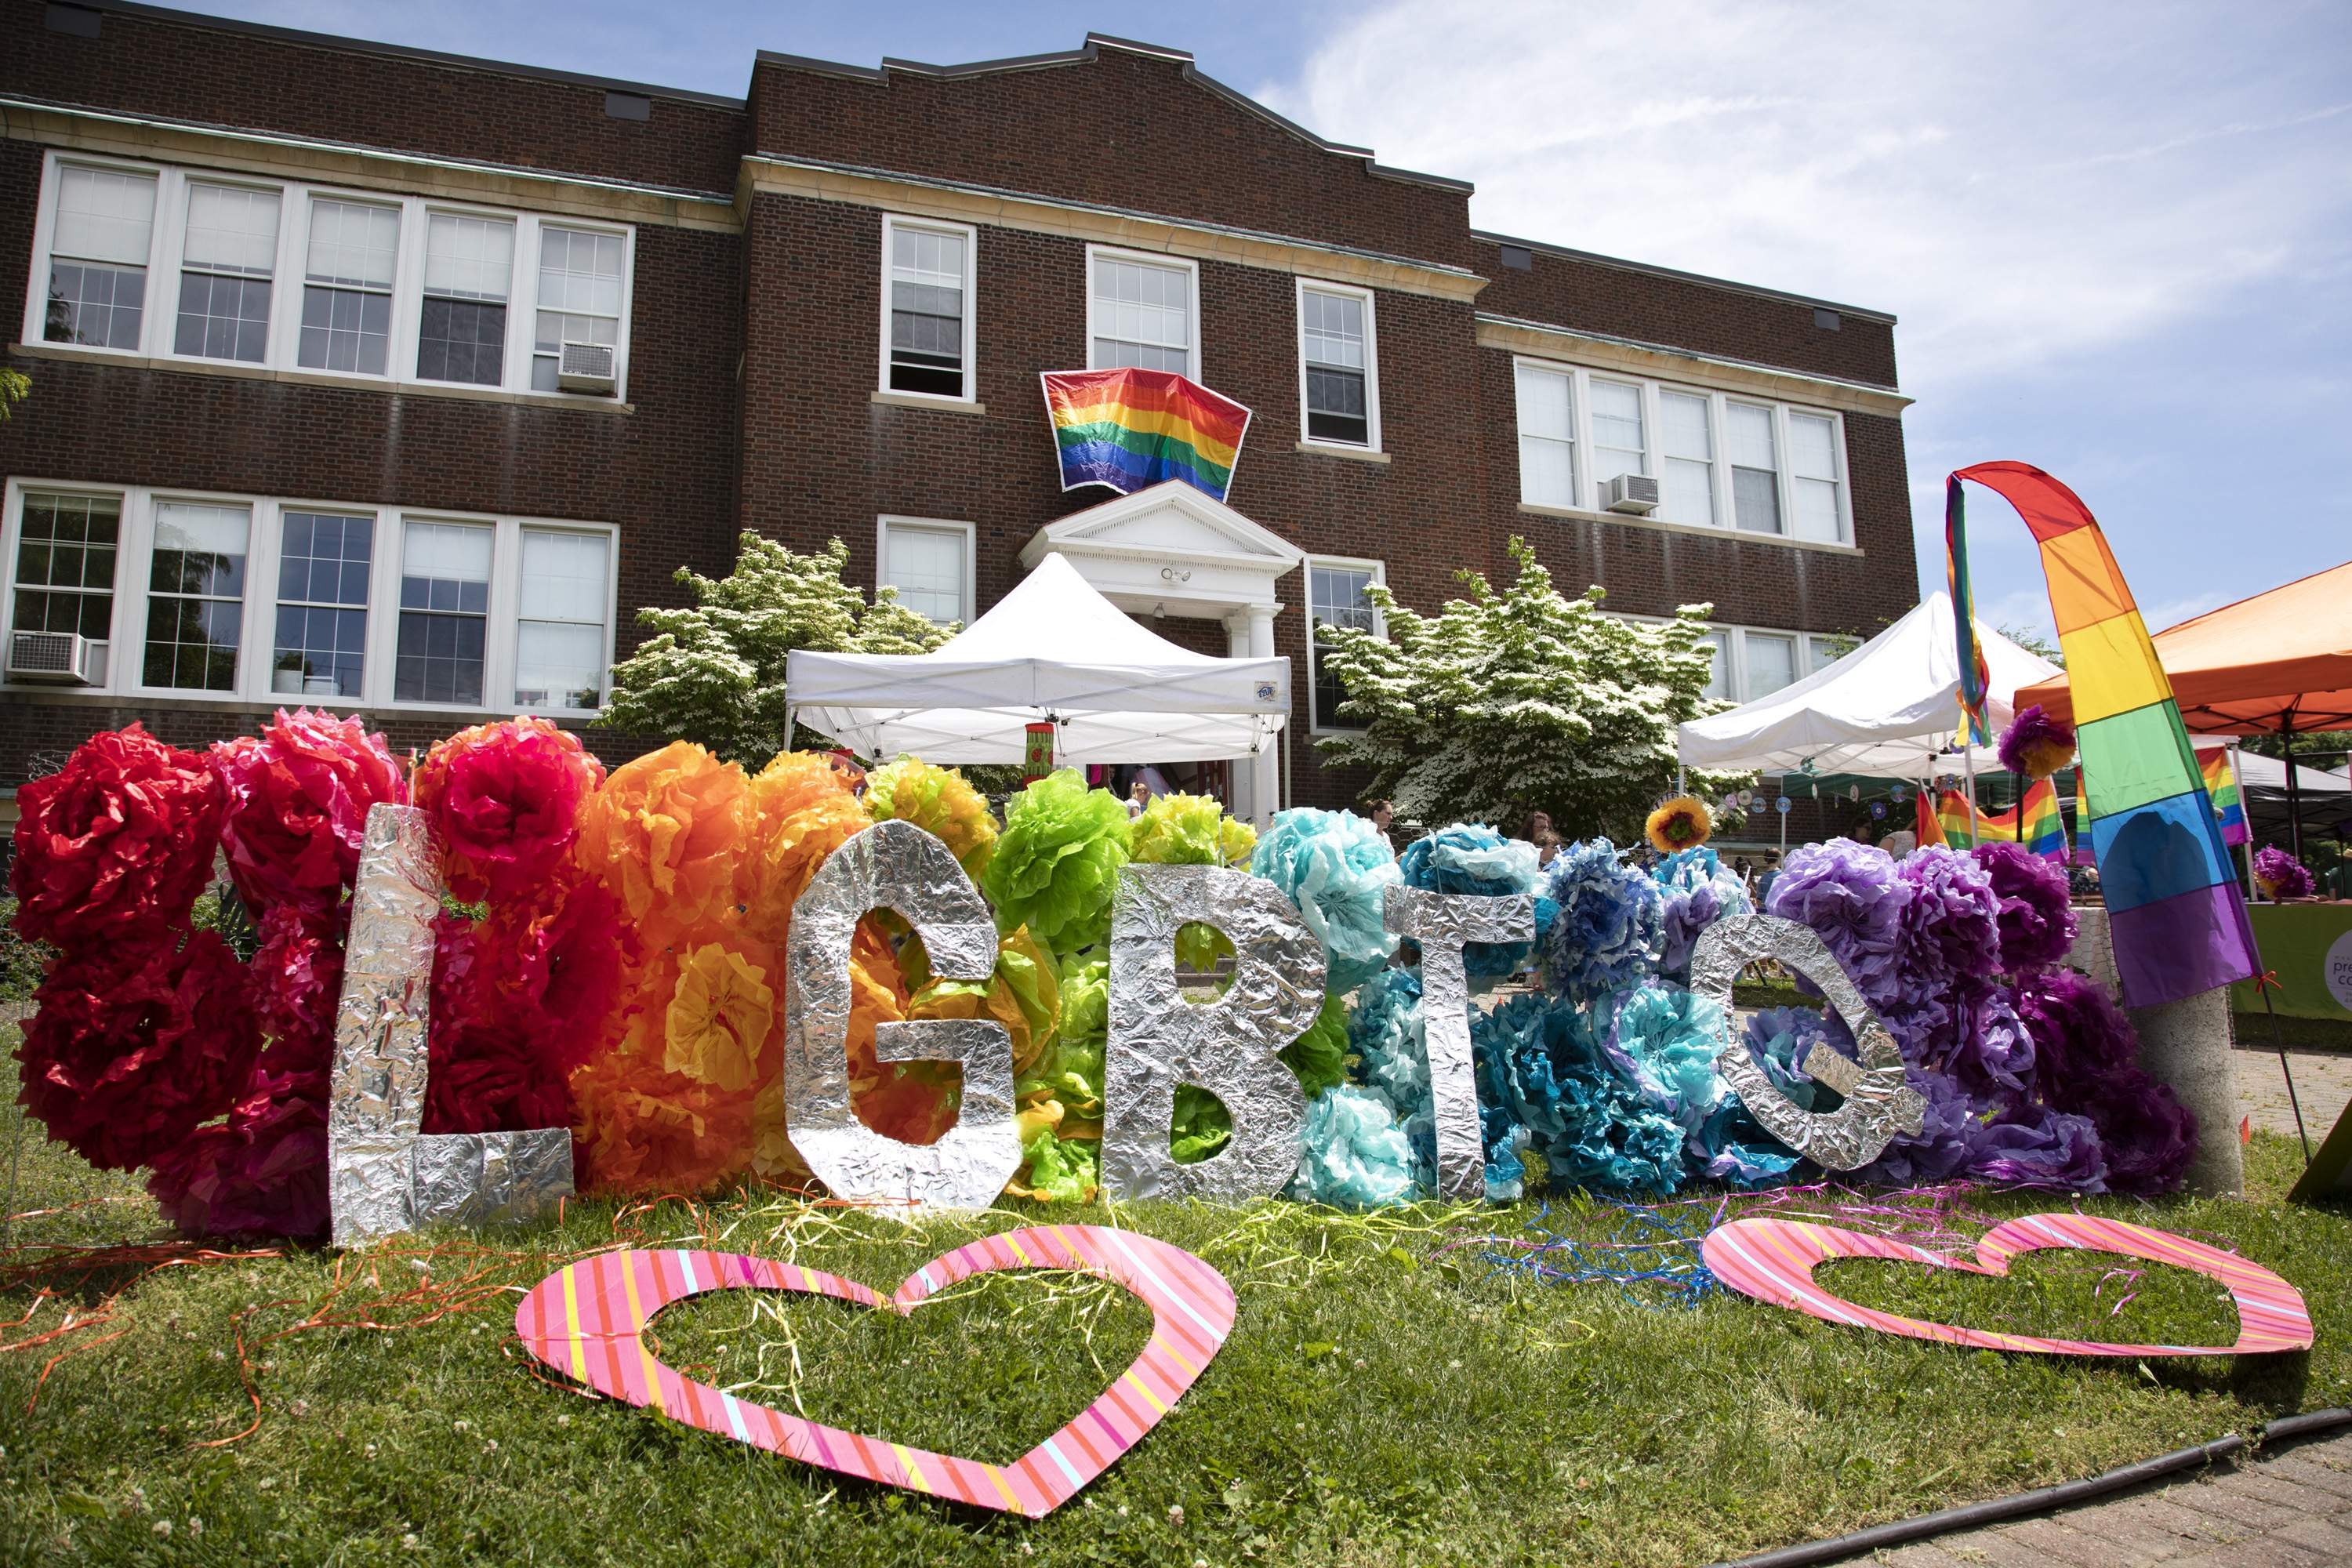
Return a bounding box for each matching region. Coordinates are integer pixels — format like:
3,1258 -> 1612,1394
1472,229 -> 1896,325
78,1 -> 746,107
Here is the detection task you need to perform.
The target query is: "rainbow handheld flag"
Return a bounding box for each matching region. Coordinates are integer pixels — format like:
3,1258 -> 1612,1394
2194,745 -> 2248,846
1947,463 -> 2256,1008
1935,779 -> 2063,856
1945,483 -> 1994,746
1040,368 -> 1253,503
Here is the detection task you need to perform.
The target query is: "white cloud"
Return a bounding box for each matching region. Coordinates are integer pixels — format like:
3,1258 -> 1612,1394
1258,0 -> 2352,394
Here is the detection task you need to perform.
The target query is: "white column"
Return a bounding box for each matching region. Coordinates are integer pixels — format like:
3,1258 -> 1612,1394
1222,611 -> 1258,825
1247,602 -> 1281,829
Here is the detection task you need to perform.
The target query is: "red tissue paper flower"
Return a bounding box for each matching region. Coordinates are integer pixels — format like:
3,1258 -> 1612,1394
16,932 -> 261,1171
412,717 -> 606,902
251,904 -> 347,1064
212,708 -> 405,919
147,1064 -> 331,1241
9,723 -> 226,946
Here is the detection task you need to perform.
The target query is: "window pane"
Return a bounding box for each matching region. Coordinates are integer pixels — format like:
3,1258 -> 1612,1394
1744,633 -> 1797,698
1808,635 -> 1844,671
183,183 -> 281,276
517,529 -> 608,622
1793,478 -> 1841,542
1726,403 -> 1777,470
531,226 -> 625,392
174,271 -> 270,362
881,525 -> 966,626
1788,412 -> 1842,542
1733,465 -> 1782,534
1091,256 -> 1189,370
396,521 -> 491,705
1309,564 -> 1377,729
416,296 -> 506,386
1657,391 -> 1715,524
1514,364 -> 1576,508
12,493 -> 118,645
45,260 -> 145,349
1301,289 -> 1365,370
299,285 -> 391,374
1513,363 -> 1573,440
1305,367 -> 1368,445
423,214 -> 514,300
514,620 -> 604,710
1590,379 -> 1646,482
54,165 -> 157,264
145,502 -> 249,691
306,199 -> 399,288
1701,630 -> 1730,701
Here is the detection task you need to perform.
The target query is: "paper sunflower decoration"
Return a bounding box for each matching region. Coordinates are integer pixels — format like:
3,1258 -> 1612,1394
1645,795 -> 1713,855
1997,703 -> 2077,781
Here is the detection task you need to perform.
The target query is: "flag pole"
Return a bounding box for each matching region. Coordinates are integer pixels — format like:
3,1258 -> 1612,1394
2228,744 -> 2255,891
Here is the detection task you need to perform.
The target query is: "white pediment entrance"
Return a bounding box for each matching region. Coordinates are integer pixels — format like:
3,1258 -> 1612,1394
1017,481 -> 1303,822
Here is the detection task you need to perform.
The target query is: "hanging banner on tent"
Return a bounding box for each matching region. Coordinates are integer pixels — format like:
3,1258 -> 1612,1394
1946,462 -> 2257,1008
1040,368 -> 1254,503
1023,720 -> 1056,782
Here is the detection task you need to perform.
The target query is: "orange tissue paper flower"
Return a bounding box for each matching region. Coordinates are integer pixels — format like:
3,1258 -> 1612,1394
662,941 -> 777,1093
745,760 -> 872,948
1645,795 -> 1714,855
575,741 -> 750,943
570,1026 -> 754,1196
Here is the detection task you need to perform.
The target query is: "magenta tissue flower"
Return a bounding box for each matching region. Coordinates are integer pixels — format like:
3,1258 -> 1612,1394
1971,840 -> 2078,975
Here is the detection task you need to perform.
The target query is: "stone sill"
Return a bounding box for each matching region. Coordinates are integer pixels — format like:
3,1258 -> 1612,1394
1294,440 -> 1391,465
870,390 -> 988,415
8,341 -> 634,414
0,686 -> 600,726
1515,502 -> 1864,556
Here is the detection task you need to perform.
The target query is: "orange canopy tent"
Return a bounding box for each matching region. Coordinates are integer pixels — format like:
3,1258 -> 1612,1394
2016,560 -> 2352,736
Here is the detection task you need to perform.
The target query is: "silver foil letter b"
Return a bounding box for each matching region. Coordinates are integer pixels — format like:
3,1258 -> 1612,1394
1383,884 -> 1535,1200
782,818 -> 1019,1212
1103,865 -> 1324,1200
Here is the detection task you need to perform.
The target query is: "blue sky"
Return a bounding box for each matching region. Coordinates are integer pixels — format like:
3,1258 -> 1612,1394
158,1 -> 2351,644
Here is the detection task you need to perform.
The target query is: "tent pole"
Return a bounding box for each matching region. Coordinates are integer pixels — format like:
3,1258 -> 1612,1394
2282,723 -> 2303,862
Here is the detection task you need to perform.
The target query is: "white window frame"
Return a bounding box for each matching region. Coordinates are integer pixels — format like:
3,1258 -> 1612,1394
20,151 -> 635,403
1294,277 -> 1381,452
1083,244 -> 1200,382
874,515 -> 976,628
1,477 -> 617,718
1618,614 -> 1849,703
1510,354 -> 1853,546
1304,554 -> 1386,735
877,213 -> 978,405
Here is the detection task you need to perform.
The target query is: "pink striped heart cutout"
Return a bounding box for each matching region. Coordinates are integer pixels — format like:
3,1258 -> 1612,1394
1701,1212 -> 2311,1356
515,1225 -> 1232,1516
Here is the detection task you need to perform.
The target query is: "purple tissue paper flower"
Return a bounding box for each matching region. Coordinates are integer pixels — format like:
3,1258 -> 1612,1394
1971,840 -> 2078,975
1896,846 -> 2002,989
1764,839 -> 1911,1007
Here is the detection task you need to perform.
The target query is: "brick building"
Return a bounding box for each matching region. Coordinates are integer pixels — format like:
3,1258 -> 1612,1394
0,0 -> 1918,832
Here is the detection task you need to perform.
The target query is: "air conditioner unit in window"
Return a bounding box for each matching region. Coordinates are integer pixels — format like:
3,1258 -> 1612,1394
557,341 -> 616,394
8,630 -> 104,685
1601,474 -> 1661,515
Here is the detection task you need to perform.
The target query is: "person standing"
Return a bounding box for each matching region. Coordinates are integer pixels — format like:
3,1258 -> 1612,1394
1521,809 -> 1563,868
1127,779 -> 1151,819
1754,849 -> 1782,909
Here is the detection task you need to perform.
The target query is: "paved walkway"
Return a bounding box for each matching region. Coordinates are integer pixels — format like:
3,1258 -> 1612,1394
1834,1431 -> 2352,1566
2237,1047 -> 2352,1144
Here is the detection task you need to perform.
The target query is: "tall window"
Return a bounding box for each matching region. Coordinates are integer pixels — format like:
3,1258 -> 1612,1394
1514,362 -> 1577,510
1727,402 -> 1782,535
175,183 -> 279,363
1788,412 -> 1843,543
1588,378 -> 1646,492
1308,559 -> 1381,731
1700,629 -> 1731,702
144,501 -> 249,691
532,226 -> 624,393
418,213 -> 514,387
396,520 -> 492,704
299,199 -> 398,375
514,528 -> 610,710
1299,283 -> 1375,447
877,519 -> 971,626
1089,252 -> 1193,376
882,217 -> 972,399
1658,390 -> 1715,527
11,493 -> 118,657
273,511 -> 372,698
1744,631 -> 1798,697
43,165 -> 154,349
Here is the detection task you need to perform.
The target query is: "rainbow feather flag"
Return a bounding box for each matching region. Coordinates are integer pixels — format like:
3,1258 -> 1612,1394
1947,463 -> 2256,1008
1935,779 -> 2063,856
2194,744 -> 2249,846
1040,368 -> 1253,503
1945,485 -> 1994,746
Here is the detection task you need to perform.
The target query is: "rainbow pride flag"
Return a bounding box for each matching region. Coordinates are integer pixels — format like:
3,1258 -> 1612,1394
1040,368 -> 1253,503
2194,744 -> 2248,846
1947,463 -> 2255,1008
1935,779 -> 2064,856
1945,494 -> 1994,746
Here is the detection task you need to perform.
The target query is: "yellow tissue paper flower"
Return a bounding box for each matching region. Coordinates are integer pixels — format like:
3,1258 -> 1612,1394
662,942 -> 775,1092
865,756 -> 1000,882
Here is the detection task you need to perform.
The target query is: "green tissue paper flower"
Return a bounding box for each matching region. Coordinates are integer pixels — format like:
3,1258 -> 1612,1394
1131,791 -> 1255,970
1171,1084 -> 1232,1164
980,770 -> 1131,956
1279,991 -> 1351,1098
1017,1128 -> 1100,1204
863,756 -> 998,881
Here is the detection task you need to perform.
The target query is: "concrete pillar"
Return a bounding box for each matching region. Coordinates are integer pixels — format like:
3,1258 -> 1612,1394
2068,906 -> 2243,1197
1223,611 -> 1258,825
1246,603 -> 1281,828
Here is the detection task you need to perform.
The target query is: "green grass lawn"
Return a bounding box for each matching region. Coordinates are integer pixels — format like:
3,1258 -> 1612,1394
2,1046 -> 2348,1566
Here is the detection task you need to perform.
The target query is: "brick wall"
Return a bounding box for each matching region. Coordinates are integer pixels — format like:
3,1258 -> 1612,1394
1,0 -> 747,194
748,44 -> 1472,271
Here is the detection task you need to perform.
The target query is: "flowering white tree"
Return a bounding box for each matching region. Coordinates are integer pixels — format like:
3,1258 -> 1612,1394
598,533 -> 950,767
1312,536 -> 1748,839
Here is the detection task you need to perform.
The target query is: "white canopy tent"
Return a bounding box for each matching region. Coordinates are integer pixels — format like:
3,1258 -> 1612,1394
786,551 -> 1290,766
1675,592 -> 2061,778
